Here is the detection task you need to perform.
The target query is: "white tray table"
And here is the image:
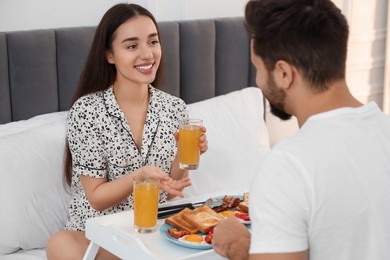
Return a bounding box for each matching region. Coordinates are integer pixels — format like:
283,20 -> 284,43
83,192 -> 231,260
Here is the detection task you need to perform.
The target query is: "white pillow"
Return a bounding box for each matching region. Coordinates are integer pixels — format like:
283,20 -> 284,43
0,111 -> 68,137
183,87 -> 270,198
0,112 -> 71,255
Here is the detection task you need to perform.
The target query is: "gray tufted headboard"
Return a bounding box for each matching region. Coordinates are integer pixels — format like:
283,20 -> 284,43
0,17 -> 256,124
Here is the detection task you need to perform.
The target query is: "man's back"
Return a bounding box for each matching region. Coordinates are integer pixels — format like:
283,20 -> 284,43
249,102 -> 390,259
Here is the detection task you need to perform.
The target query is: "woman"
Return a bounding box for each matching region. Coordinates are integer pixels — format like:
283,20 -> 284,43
46,3 -> 208,259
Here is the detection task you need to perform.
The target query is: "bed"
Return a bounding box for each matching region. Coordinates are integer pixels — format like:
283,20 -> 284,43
0,17 -> 270,259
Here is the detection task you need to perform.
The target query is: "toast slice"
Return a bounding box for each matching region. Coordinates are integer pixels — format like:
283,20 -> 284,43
182,205 -> 225,233
165,208 -> 199,234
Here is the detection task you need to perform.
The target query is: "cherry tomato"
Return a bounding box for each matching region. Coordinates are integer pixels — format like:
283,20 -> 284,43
167,228 -> 190,239
208,227 -> 214,234
204,229 -> 214,244
235,212 -> 250,221
204,233 -> 213,244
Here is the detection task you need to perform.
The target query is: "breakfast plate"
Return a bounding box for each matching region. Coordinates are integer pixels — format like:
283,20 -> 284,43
159,223 -> 212,250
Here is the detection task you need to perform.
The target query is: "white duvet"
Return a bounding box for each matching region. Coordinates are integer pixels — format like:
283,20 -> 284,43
0,249 -> 46,260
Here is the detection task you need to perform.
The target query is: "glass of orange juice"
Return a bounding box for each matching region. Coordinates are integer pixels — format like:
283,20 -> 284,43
179,118 -> 203,170
133,177 -> 160,233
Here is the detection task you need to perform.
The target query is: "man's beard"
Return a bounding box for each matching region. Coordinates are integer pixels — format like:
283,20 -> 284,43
269,103 -> 292,120
265,74 -> 292,121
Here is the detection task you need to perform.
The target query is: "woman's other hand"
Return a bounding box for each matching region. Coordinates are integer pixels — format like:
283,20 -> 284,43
137,165 -> 191,198
160,176 -> 191,198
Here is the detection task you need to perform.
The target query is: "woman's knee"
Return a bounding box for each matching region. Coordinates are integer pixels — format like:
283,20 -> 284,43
46,231 -> 88,260
46,231 -> 64,257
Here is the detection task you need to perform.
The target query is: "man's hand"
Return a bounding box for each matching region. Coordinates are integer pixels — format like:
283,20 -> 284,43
212,216 -> 251,260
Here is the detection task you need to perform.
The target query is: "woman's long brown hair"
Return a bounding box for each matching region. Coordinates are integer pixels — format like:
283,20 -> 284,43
64,3 -> 165,186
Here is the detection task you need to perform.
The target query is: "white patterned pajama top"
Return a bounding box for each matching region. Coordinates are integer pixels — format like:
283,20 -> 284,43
65,85 -> 188,231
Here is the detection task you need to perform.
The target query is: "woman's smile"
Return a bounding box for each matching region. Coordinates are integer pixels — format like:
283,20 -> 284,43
135,62 -> 154,74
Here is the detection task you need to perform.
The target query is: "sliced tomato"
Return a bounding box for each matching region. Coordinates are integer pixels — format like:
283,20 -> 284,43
167,228 -> 190,239
235,212 -> 250,221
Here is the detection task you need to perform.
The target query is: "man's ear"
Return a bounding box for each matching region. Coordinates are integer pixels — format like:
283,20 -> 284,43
273,60 -> 293,90
106,51 -> 114,64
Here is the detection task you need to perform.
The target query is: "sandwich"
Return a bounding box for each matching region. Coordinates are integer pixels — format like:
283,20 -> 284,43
182,205 -> 225,234
165,207 -> 199,234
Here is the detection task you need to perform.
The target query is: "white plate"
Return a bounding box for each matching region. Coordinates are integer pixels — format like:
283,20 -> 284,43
159,223 -> 212,250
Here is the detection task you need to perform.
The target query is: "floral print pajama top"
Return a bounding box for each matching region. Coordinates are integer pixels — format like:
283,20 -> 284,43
65,85 -> 188,231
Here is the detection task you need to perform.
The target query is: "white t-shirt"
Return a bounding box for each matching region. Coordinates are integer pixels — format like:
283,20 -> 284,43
249,102 -> 390,260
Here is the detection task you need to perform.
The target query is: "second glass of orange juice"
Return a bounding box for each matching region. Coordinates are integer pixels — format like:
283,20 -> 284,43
179,118 -> 203,170
133,177 -> 159,233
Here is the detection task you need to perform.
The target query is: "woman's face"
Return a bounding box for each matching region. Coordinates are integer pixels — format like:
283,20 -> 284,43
106,15 -> 162,87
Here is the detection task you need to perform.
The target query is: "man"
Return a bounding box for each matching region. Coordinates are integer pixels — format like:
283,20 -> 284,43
212,0 -> 390,260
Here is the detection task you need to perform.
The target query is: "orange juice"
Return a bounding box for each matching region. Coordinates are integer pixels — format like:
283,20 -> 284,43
133,179 -> 159,233
179,119 -> 202,170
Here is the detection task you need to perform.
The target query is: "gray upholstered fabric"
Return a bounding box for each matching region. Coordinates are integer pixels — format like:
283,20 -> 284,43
56,27 -> 96,111
7,29 -> 58,121
0,17 -> 255,124
179,19 -> 216,104
215,17 -> 252,95
158,21 -> 181,98
0,33 -> 11,123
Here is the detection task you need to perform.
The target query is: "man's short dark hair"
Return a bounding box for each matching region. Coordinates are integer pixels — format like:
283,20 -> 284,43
245,0 -> 349,91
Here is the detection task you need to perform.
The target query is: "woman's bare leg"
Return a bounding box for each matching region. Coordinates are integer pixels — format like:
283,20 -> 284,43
46,230 -> 119,260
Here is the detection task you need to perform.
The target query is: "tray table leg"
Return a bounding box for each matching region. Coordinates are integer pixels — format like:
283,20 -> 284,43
83,241 -> 99,260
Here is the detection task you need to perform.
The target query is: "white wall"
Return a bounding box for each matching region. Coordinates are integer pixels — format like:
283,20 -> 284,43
0,0 -> 126,32
343,0 -> 388,109
0,0 -> 247,32
383,0 -> 390,114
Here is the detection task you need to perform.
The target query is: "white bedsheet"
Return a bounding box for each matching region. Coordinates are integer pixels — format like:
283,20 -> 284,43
0,249 -> 46,260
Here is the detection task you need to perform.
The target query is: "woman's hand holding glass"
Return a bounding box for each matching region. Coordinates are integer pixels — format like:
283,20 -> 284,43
199,126 -> 208,154
175,125 -> 208,170
175,126 -> 208,154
